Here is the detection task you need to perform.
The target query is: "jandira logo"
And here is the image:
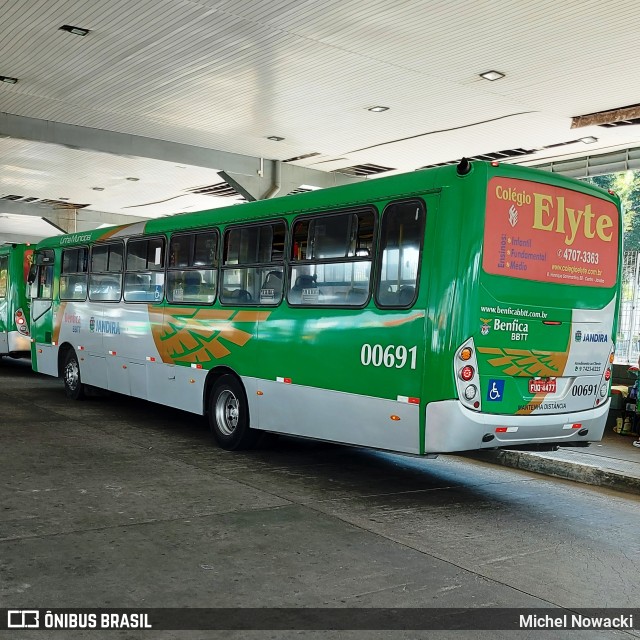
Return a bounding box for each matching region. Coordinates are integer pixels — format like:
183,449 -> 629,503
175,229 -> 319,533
575,330 -> 582,342
89,317 -> 95,332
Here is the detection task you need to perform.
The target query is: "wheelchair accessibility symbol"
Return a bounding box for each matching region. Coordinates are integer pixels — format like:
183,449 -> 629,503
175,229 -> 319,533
487,379 -> 505,402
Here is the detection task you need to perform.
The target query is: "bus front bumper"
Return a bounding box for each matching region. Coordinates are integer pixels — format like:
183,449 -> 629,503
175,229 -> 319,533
424,399 -> 609,454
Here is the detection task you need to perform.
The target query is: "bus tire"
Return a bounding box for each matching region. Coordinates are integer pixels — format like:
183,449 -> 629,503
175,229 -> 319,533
208,374 -> 256,450
63,349 -> 85,400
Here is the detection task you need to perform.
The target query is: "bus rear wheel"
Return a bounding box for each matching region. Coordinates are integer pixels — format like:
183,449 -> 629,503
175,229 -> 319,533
63,350 -> 85,400
208,375 -> 256,450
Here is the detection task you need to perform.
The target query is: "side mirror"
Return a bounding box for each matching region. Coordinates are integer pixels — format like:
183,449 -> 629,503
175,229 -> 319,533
27,264 -> 37,285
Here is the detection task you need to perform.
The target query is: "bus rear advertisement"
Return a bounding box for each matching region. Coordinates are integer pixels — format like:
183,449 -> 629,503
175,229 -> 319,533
27,161 -> 622,455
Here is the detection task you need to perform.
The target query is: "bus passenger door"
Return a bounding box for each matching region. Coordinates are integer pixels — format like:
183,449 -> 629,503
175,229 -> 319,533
29,251 -> 57,375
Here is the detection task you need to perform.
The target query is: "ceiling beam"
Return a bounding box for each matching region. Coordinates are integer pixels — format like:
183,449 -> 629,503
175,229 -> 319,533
0,199 -> 145,233
0,112 -> 361,196
571,105 -> 640,129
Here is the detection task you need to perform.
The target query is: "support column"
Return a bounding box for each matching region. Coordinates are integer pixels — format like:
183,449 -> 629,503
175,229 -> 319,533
219,159 -> 361,202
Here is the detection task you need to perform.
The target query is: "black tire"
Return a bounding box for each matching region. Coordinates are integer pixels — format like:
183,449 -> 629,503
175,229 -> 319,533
62,349 -> 85,400
208,374 -> 257,450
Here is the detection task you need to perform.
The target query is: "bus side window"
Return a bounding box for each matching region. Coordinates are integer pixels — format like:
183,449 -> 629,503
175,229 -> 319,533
167,229 -> 218,305
89,242 -> 124,302
288,208 -> 375,307
375,200 -> 425,308
124,237 -> 165,303
220,221 -> 285,306
60,247 -> 88,301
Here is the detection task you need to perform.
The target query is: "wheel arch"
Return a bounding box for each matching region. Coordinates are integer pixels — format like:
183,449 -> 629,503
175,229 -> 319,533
57,342 -> 75,377
203,365 -> 244,415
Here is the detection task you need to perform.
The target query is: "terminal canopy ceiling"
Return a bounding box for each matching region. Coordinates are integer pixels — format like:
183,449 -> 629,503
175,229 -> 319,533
2,0 -> 640,229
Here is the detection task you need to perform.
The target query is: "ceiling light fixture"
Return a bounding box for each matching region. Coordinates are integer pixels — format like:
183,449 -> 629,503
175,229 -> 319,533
59,24 -> 90,36
368,106 -> 389,112
267,136 -> 285,141
579,136 -> 598,144
480,70 -> 505,81
0,75 -> 18,84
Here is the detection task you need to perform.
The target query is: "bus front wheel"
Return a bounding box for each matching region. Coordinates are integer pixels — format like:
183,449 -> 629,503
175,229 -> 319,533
208,374 -> 256,450
63,350 -> 85,400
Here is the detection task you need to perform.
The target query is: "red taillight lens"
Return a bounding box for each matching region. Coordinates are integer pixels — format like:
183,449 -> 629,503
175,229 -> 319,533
460,365 -> 474,381
15,308 -> 29,335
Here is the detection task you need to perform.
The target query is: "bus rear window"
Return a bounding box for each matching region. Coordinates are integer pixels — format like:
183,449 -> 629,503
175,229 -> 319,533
483,177 -> 619,287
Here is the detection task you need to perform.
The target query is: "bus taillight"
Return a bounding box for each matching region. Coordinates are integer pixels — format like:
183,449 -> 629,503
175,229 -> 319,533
15,308 -> 29,336
455,337 -> 481,412
460,365 -> 474,381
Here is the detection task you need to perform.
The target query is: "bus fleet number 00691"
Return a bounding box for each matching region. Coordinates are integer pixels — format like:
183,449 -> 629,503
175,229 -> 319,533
360,344 -> 418,369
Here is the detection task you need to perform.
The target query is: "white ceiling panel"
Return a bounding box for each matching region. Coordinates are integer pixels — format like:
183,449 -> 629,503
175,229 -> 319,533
0,213 -> 63,241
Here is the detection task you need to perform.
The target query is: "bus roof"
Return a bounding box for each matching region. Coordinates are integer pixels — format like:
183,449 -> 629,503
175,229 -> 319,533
35,161 -> 619,249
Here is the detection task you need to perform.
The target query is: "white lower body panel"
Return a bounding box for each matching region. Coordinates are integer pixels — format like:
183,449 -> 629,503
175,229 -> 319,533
246,377 -> 420,454
34,343 -> 58,376
425,399 -> 609,453
7,331 -> 30,353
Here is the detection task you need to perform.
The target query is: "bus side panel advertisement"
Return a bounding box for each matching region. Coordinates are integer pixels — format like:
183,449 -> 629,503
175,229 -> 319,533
482,177 -> 619,287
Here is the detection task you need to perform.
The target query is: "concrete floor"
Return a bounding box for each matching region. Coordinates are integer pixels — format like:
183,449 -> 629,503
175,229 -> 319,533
1,357 -> 639,640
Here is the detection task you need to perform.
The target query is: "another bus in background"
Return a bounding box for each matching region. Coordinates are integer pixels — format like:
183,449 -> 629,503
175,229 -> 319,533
0,243 -> 33,358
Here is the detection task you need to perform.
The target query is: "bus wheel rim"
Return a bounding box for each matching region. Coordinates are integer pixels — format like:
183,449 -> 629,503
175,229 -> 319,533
215,390 -> 239,436
65,360 -> 79,390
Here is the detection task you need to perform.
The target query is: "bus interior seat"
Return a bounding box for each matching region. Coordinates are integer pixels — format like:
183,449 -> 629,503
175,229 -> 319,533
289,274 -> 317,303
346,288 -> 367,304
229,288 -> 252,303
261,270 -> 283,293
293,274 -> 317,290
377,284 -> 395,305
398,285 -> 415,305
184,271 -> 202,297
260,270 -> 283,301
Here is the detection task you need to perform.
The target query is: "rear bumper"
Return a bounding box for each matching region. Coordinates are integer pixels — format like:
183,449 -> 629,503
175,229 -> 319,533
8,331 -> 31,354
424,399 -> 609,453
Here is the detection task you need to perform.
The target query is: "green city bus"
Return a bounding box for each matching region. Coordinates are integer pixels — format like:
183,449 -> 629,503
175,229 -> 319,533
0,243 -> 33,359
28,160 -> 622,454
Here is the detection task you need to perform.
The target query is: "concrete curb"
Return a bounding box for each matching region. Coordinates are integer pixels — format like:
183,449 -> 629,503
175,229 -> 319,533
465,450 -> 640,497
